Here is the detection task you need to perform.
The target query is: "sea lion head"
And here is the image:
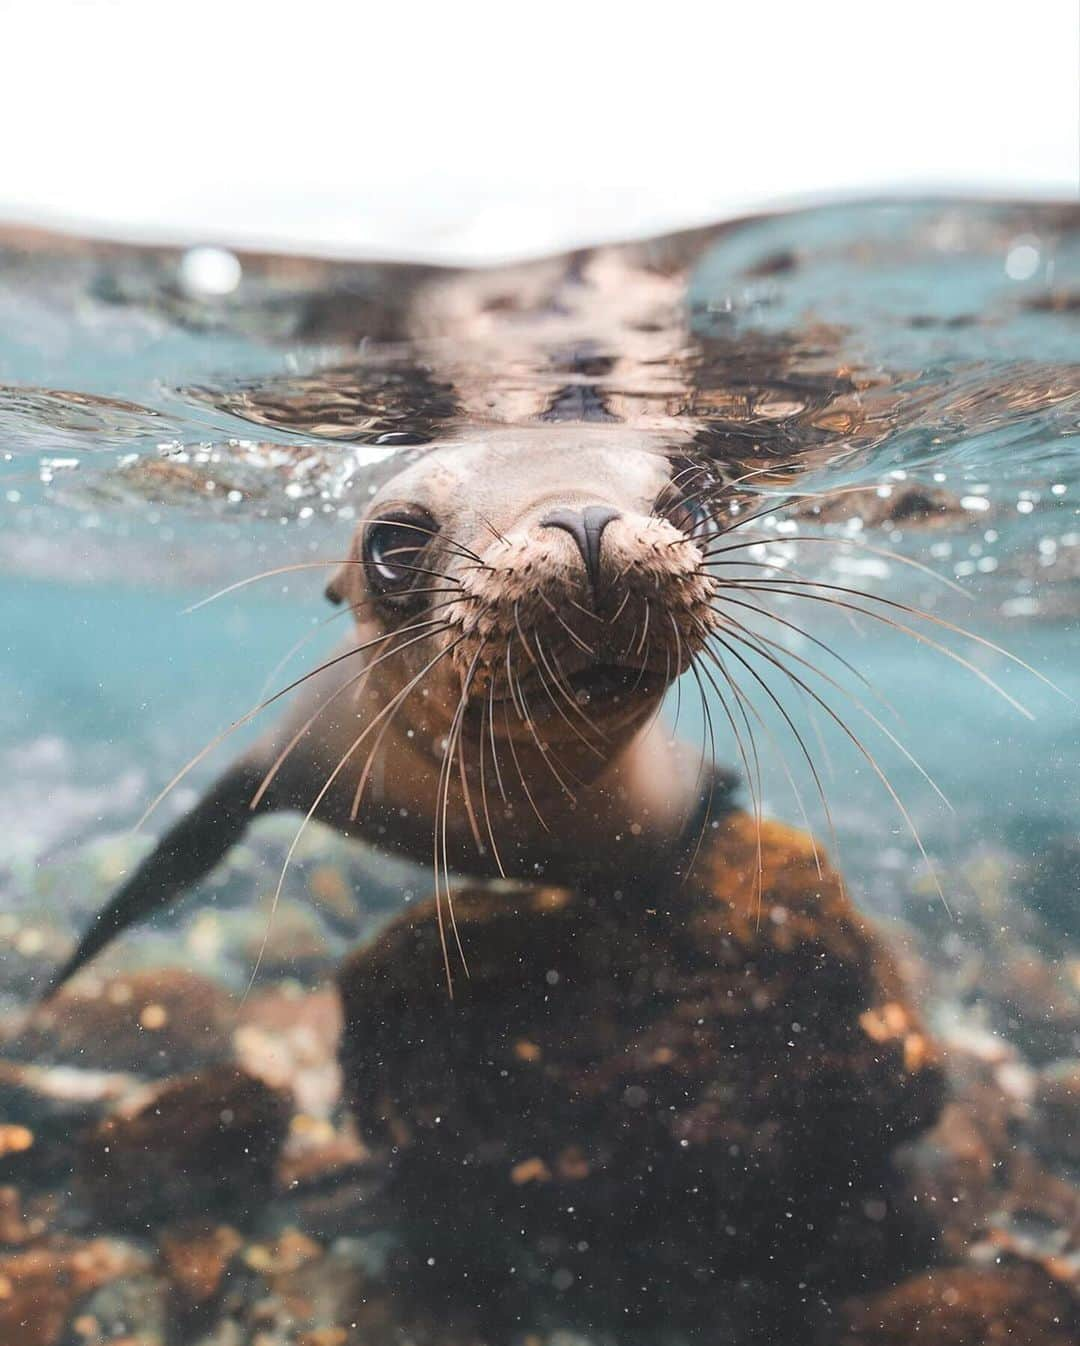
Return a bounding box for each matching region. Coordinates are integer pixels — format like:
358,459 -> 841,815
327,426 -> 721,767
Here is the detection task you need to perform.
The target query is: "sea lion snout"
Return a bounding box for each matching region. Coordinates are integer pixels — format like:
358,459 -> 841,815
540,504 -> 621,594
441,505 -> 718,719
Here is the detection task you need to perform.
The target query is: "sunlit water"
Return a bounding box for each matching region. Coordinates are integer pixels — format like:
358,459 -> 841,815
0,200 -> 1078,1336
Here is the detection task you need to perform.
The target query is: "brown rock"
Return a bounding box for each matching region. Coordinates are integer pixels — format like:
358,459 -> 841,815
0,1186 -> 45,1246
14,969 -> 234,1077
0,1237 -> 148,1346
793,482 -> 971,529
158,1223 -> 243,1307
1035,1060 -> 1080,1165
0,1059 -> 134,1186
79,1064 -> 291,1229
987,949 -> 1080,1064
337,811 -> 946,1324
834,1263 -> 1079,1345
277,1117 -> 369,1190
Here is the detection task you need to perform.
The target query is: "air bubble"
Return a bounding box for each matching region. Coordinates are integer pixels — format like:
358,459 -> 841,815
179,246 -> 242,297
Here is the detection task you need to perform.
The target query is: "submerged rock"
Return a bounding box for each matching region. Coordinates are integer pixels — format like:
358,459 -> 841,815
14,969 -> 235,1077
1034,1060 -> 1080,1166
0,1059 -> 134,1187
834,1262 -> 1079,1345
793,481 -> 973,530
982,948 -> 1080,1065
337,811 -> 946,1330
158,1223 -> 244,1309
78,1064 -> 291,1231
0,1236 -> 148,1346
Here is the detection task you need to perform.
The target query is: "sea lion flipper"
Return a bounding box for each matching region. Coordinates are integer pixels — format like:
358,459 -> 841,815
44,759 -> 271,999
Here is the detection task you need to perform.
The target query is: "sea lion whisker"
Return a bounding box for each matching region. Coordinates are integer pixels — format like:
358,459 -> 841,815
634,595 -> 652,658
636,635 -> 676,742
710,612 -> 953,812
453,643 -> 491,858
183,557 -> 461,613
662,458 -> 800,520
475,511 -> 509,546
246,635 -> 469,999
347,616 -> 475,824
693,621 -> 839,866
532,634 -> 609,748
688,482 -> 922,548
486,680 -> 508,804
700,533 -> 969,597
478,691 -> 507,878
514,674 -> 582,800
134,620 -> 449,832
667,613 -> 685,735
681,661 -> 721,884
530,648 -> 602,755
622,608 -> 644,663
705,592 -> 900,719
690,645 -> 766,915
657,458 -> 822,544
671,475 -> 924,553
696,642 -> 824,876
353,516 -> 490,571
715,578 -> 1048,718
371,518 -> 487,567
509,603 -> 587,788
707,622 -> 950,912
563,593 -> 605,623
691,457 -> 807,498
607,587 -> 633,627
537,591 -> 597,657
505,642 -> 529,724
252,619 -> 456,815
437,652 -> 487,988
700,558 -> 870,639
509,630 -> 581,798
501,676 -> 550,833
256,604 -> 357,701
349,703 -> 409,824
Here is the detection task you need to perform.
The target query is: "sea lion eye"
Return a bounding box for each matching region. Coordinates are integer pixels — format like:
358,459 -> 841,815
362,511 -> 438,596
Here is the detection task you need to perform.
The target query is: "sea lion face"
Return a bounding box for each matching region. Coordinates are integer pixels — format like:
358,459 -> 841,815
330,426 -> 720,756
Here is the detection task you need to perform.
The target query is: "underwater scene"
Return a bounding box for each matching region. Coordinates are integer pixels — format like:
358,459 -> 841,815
0,199 -> 1078,1344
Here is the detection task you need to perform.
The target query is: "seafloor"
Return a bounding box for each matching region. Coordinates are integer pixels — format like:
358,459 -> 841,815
0,801 -> 1078,1344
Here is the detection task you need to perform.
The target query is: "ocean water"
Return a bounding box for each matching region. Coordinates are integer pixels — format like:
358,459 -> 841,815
4,202 -> 1076,932
0,200 -> 1078,1341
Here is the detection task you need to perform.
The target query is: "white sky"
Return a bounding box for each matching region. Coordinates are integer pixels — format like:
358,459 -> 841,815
2,0 -> 1077,262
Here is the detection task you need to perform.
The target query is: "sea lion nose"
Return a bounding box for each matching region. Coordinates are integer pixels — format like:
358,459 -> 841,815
540,505 -> 621,593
